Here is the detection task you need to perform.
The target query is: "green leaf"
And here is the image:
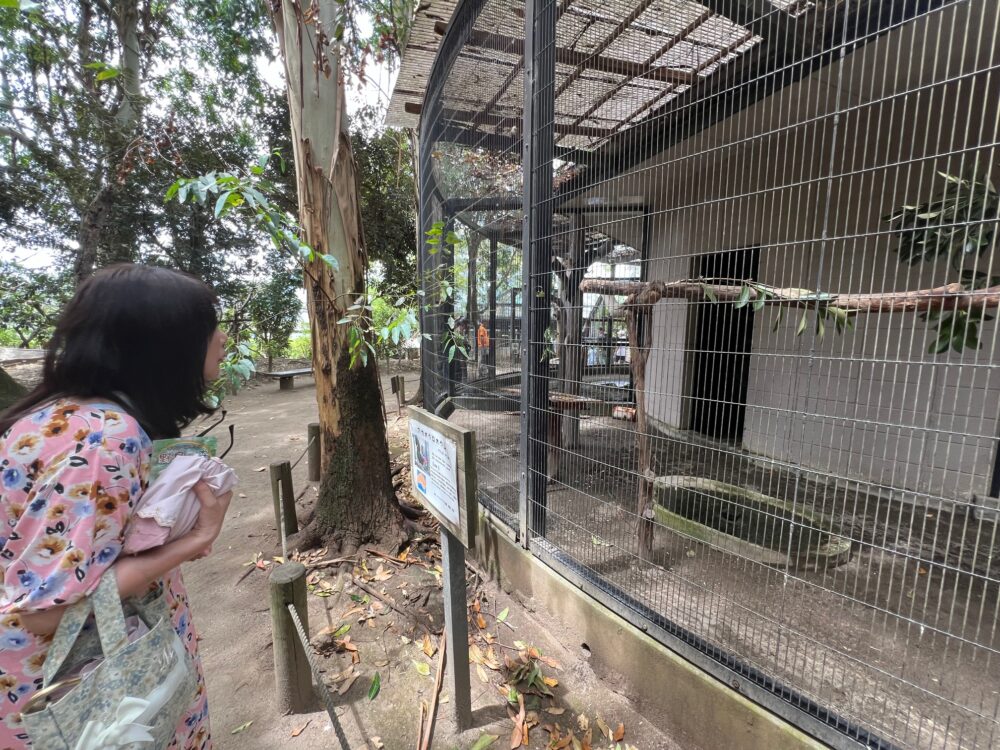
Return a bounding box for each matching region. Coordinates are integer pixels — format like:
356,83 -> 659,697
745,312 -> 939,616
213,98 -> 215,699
95,68 -> 119,81
796,312 -> 808,336
412,660 -> 431,677
497,607 -> 509,623
734,285 -> 751,309
164,181 -> 181,203
230,721 -> 253,735
368,672 -> 381,701
700,284 -> 718,303
334,623 -> 351,638
470,735 -> 499,750
214,191 -> 231,218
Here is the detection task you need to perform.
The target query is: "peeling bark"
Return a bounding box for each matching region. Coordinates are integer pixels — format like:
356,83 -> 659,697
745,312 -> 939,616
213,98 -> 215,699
271,0 -> 403,550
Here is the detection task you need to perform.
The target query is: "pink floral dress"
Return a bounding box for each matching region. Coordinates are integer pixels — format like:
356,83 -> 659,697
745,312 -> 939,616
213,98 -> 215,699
0,400 -> 211,749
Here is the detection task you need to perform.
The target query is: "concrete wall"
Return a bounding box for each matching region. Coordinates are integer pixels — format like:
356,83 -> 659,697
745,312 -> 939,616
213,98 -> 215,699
584,2 -> 1000,503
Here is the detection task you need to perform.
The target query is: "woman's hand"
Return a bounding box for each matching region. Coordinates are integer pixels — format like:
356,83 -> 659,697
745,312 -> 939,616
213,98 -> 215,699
187,481 -> 233,554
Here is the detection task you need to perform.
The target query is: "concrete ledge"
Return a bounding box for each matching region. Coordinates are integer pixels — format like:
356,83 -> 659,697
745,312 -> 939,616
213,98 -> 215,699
472,515 -> 827,750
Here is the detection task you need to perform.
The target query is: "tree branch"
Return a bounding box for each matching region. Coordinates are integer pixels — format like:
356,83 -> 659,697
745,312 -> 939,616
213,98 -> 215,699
579,278 -> 1000,314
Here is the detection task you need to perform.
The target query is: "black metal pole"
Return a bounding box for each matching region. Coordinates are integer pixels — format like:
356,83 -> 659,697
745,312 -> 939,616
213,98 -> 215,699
488,237 -> 498,376
519,0 -> 555,543
443,215 -> 456,397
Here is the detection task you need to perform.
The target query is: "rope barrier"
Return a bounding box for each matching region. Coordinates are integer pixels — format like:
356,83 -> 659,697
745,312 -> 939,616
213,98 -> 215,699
287,602 -> 352,748
291,435 -> 316,470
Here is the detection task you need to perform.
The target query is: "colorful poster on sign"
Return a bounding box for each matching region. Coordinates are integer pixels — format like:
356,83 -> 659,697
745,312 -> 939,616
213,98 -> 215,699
409,419 -> 460,526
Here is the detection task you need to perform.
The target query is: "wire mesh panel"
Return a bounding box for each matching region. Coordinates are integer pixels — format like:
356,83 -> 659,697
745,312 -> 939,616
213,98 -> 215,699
418,0 -> 529,528
418,0 -> 1000,746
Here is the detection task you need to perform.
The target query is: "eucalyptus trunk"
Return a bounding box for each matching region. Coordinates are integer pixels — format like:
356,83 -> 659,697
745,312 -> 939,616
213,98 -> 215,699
271,0 -> 402,551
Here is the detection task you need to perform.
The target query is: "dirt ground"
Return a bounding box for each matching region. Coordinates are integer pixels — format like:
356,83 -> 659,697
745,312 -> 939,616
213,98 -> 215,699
172,367 -> 688,750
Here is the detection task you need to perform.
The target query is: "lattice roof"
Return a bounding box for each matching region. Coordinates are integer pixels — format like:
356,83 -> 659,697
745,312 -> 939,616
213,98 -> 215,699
387,0 -> 772,152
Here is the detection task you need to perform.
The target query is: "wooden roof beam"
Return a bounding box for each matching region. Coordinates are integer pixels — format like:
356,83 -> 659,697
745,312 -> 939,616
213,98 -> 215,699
557,8 -> 716,144
432,21 -> 694,85
405,101 -> 614,138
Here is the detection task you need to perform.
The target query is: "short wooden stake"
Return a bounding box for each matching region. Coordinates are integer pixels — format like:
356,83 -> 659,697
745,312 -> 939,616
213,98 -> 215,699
269,562 -> 316,713
307,422 -> 321,482
391,375 -> 405,415
269,460 -> 299,539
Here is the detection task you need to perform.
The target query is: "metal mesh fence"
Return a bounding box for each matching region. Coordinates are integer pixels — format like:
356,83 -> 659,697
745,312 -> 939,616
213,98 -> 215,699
417,1 -> 1000,747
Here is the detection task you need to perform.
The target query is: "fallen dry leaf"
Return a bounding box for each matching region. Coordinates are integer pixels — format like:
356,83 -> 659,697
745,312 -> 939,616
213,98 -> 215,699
595,717 -> 611,739
368,737 -> 384,749
338,671 -> 360,695
546,707 -> 566,716
540,655 -> 561,670
290,720 -> 311,737
374,564 -> 393,582
422,633 -> 437,658
577,714 -> 589,732
230,721 -> 253,735
254,466 -> 266,472
477,663 -> 489,683
542,676 -> 559,688
613,723 -> 625,741
476,613 -> 487,630
330,665 -> 354,683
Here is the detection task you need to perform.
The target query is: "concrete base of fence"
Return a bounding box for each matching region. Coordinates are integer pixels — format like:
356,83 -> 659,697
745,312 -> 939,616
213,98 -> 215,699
471,516 -> 826,750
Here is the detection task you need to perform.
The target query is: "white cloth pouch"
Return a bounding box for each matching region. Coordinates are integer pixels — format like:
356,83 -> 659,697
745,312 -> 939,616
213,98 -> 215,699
123,455 -> 238,555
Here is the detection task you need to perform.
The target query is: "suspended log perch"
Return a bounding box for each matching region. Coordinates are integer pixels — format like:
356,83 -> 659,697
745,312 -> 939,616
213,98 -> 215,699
580,278 -> 1000,313
583,275 -> 1000,560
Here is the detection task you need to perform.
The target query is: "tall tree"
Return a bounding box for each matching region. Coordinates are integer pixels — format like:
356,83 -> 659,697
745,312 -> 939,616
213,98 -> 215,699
269,0 -> 405,552
351,105 -> 417,299
248,270 -> 302,371
0,0 -> 279,286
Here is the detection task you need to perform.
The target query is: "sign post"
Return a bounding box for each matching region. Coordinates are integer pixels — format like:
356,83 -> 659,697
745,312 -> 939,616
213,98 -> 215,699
407,407 -> 477,730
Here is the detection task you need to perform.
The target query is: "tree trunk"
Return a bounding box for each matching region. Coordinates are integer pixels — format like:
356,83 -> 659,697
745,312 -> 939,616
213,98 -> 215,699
72,0 -> 142,286
74,183 -> 115,285
627,309 -> 656,560
468,235 -> 479,366
271,1 -> 402,552
557,213 -> 586,447
0,366 -> 26,412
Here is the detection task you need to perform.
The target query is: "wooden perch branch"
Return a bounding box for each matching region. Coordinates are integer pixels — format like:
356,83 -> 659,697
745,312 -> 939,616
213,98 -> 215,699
580,279 -> 1000,313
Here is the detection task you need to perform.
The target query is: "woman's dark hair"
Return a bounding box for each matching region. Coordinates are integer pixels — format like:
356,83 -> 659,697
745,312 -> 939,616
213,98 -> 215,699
0,264 -> 219,439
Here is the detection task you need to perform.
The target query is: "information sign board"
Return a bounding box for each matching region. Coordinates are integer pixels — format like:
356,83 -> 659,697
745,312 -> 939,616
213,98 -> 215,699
408,407 -> 477,548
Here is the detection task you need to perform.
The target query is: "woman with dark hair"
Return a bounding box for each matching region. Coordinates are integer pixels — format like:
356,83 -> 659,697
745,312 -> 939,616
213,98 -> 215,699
0,264 -> 232,749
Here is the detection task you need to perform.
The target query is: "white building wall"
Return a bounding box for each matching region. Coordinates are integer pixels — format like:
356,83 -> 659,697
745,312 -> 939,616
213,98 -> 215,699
588,2 -> 1000,503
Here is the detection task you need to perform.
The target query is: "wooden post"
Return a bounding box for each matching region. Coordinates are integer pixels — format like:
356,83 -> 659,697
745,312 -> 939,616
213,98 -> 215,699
391,375 -> 406,415
269,460 -> 299,539
269,562 -> 316,713
307,423 -> 321,482
441,529 -> 472,729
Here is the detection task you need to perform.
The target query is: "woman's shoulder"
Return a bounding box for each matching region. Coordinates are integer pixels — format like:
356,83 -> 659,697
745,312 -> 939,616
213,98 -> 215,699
2,398 -> 151,464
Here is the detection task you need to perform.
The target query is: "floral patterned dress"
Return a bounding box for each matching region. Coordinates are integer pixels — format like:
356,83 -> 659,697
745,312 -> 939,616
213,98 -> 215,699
0,400 -> 211,749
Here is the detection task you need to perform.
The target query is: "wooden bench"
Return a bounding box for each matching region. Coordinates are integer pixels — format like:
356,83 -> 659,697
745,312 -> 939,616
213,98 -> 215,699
261,368 -> 313,391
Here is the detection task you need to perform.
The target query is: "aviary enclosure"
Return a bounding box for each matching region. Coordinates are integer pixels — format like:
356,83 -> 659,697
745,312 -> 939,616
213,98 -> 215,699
391,1 -> 1000,747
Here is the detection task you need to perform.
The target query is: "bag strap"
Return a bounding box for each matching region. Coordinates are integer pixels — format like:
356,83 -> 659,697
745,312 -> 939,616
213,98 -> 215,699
42,572 -> 130,686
